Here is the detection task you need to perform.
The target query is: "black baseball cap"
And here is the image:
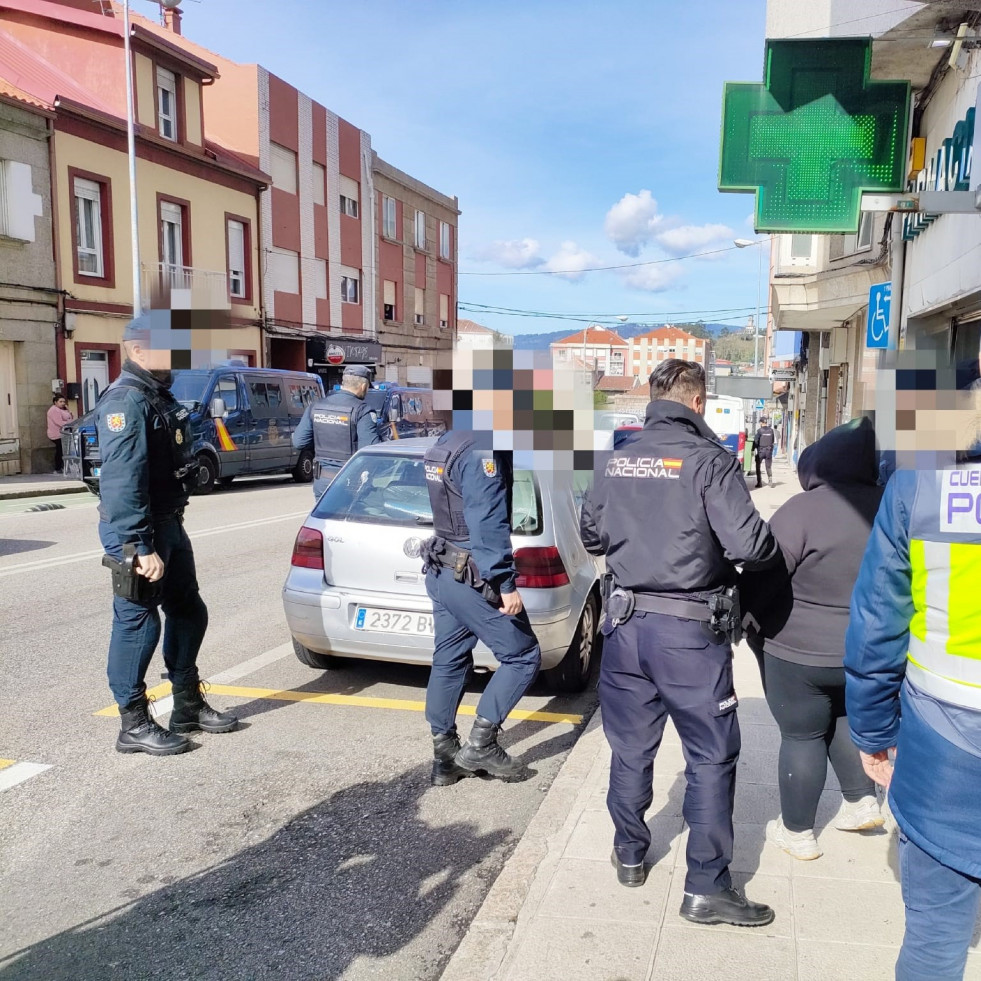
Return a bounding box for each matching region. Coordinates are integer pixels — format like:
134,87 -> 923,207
343,364 -> 373,380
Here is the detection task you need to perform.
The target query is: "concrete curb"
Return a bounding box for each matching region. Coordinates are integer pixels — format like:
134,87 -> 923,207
440,710 -> 608,981
0,485 -> 90,501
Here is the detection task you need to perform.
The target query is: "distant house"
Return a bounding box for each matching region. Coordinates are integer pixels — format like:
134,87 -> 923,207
629,326 -> 710,380
550,326 -> 628,376
595,375 -> 641,394
456,318 -> 512,350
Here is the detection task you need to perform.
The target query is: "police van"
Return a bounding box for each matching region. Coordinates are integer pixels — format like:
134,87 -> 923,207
64,366 -> 324,495
705,394 -> 747,465
364,384 -> 445,441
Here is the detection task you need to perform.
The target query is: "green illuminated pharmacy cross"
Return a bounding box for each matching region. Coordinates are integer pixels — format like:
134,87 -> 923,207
719,39 -> 910,234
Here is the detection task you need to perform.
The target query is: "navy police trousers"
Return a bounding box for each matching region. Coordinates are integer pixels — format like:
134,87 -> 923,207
99,517 -> 208,707
600,612 -> 740,895
424,569 -> 541,734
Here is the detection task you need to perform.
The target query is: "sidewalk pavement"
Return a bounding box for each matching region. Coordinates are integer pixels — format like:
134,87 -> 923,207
0,473 -> 87,500
441,456 -> 981,981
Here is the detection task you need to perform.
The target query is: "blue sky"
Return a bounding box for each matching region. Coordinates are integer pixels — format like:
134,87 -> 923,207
172,0 -> 768,338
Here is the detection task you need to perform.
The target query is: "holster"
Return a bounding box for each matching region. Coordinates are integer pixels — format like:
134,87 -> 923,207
707,586 -> 743,645
101,544 -> 162,604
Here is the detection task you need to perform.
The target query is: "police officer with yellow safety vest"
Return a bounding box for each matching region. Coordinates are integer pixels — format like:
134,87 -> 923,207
580,359 -> 779,926
292,364 -> 380,497
846,397 -> 981,981
96,316 -> 237,756
420,429 -> 540,785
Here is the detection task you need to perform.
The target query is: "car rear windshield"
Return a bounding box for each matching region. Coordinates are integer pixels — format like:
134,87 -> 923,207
312,452 -> 542,535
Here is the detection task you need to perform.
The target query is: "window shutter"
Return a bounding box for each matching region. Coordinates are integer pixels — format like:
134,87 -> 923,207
383,280 -> 395,305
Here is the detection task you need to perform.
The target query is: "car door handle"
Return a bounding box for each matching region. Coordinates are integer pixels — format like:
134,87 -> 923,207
395,572 -> 422,584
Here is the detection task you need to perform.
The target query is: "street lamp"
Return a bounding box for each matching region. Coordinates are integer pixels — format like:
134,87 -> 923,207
734,237 -> 769,376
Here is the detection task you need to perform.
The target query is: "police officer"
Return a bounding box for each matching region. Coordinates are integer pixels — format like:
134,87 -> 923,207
292,364 -> 380,497
580,359 -> 778,925
97,317 -> 237,756
753,416 -> 776,487
421,429 -> 541,785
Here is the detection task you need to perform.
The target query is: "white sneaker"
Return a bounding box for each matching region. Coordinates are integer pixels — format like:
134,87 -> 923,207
766,816 -> 822,860
834,795 -> 884,832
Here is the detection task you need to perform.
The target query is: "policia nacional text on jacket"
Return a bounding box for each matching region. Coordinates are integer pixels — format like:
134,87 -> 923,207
95,317 -> 237,756
580,359 -> 780,926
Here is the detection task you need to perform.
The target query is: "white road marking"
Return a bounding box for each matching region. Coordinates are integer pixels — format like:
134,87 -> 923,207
0,762 -> 53,792
144,643 -> 294,719
0,511 -> 310,578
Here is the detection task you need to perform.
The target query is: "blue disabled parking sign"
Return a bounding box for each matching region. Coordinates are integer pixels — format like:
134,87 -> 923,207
867,282 -> 891,349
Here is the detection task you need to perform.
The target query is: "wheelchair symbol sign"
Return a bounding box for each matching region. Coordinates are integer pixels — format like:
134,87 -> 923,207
866,282 -> 891,349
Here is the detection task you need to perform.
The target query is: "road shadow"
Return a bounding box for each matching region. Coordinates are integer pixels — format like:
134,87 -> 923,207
0,764 -> 509,981
0,539 -> 56,557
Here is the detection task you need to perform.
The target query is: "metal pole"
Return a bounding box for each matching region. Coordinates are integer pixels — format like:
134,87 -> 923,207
123,0 -> 141,317
754,242 -> 762,374
887,213 -> 904,351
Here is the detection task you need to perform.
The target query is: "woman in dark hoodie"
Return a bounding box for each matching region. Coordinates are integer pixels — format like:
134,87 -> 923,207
741,417 -> 885,860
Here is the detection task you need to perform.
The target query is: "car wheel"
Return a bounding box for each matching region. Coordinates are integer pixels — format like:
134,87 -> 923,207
292,637 -> 342,670
194,454 -> 218,495
543,592 -> 598,693
292,449 -> 314,483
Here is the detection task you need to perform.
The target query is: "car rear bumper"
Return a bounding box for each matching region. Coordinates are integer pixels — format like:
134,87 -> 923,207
282,582 -> 574,671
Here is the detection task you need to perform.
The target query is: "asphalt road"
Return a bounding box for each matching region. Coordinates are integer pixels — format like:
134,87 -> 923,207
0,477 -> 598,981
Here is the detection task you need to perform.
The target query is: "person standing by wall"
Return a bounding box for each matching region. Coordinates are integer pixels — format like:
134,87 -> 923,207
46,394 -> 73,473
753,416 -> 775,487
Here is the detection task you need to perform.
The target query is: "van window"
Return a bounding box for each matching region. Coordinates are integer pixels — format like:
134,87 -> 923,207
288,381 -> 320,414
215,376 -> 239,413
265,381 -> 284,410
247,380 -> 269,411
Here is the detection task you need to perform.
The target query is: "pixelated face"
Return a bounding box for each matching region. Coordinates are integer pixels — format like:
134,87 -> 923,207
123,307 -> 243,376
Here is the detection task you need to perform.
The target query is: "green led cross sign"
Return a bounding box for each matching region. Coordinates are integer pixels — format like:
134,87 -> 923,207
719,39 -> 910,233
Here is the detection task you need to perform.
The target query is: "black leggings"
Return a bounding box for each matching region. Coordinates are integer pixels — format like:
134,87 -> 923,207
763,652 -> 874,832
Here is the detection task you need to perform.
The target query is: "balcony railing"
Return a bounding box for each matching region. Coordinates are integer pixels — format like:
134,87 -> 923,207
142,263 -> 229,310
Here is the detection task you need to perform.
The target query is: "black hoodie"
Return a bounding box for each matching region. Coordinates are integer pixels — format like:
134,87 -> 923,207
740,416 -> 884,667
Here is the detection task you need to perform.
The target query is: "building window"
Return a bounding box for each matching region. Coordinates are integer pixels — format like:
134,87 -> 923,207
226,218 -> 247,299
340,175 -> 359,218
439,221 -> 451,260
382,195 -> 397,239
156,67 -> 178,141
414,210 -> 426,249
267,247 -> 299,295
439,292 -> 449,329
341,268 -> 360,304
270,143 -> 297,195
843,213 -> 874,255
312,162 -> 326,206
74,177 -> 104,277
414,286 -> 424,325
383,279 -> 396,320
160,200 -> 184,270
790,233 -> 813,264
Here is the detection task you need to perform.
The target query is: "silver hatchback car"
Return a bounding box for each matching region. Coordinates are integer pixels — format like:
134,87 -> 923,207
283,438 -> 601,692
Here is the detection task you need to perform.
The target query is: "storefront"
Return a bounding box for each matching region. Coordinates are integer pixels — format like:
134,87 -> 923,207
305,337 -> 382,390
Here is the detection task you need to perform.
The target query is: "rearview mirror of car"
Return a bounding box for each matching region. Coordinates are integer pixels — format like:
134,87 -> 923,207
210,397 -> 227,419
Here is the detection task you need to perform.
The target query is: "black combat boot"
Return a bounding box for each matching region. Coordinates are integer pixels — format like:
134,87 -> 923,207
431,731 -> 475,787
117,697 -> 190,756
169,682 -> 238,734
455,717 -> 530,782
680,887 -> 775,927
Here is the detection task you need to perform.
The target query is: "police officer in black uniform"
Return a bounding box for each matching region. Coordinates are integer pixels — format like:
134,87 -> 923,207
580,359 -> 779,925
292,364 -> 380,497
97,317 -> 237,756
753,416 -> 776,487
421,430 -> 540,785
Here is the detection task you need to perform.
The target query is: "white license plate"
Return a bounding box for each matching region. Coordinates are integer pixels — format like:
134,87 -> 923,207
355,607 -> 434,636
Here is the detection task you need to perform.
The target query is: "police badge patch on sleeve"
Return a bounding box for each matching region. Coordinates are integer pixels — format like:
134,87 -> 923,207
482,458 -> 497,478
106,413 -> 126,433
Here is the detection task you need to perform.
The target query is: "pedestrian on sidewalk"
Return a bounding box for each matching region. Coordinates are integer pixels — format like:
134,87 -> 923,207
846,382 -> 981,981
752,416 -> 775,487
46,394 -> 73,473
581,359 -> 779,927
740,417 -> 883,862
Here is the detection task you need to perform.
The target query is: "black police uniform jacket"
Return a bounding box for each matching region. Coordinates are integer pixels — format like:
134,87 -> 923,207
580,399 -> 777,595
95,360 -> 194,556
300,390 -> 379,465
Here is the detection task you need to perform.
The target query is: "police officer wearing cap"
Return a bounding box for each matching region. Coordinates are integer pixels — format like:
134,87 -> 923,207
420,430 -> 541,785
580,359 -> 779,925
292,364 -> 381,497
96,317 -> 237,756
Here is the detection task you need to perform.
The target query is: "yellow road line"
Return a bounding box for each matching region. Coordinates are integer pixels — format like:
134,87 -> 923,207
93,682 -> 172,717
0,759 -> 15,770
95,682 -> 582,725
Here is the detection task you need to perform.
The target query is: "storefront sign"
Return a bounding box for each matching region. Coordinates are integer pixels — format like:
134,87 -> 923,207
306,337 -> 381,368
719,39 -> 910,233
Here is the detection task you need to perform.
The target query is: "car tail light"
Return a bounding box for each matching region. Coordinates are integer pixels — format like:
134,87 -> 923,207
291,526 -> 324,570
514,546 -> 570,588
738,430 -> 746,466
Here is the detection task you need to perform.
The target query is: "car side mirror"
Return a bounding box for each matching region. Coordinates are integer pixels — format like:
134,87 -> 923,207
388,405 -> 400,423
210,397 -> 227,419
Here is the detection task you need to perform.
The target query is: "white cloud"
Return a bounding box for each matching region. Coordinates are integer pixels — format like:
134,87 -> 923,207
604,189 -> 665,256
473,237 -> 544,269
621,263 -> 683,293
654,223 -> 735,255
543,241 -> 600,282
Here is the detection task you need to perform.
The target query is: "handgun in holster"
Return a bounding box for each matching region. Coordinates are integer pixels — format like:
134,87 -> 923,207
101,543 -> 162,603
707,586 -> 743,645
